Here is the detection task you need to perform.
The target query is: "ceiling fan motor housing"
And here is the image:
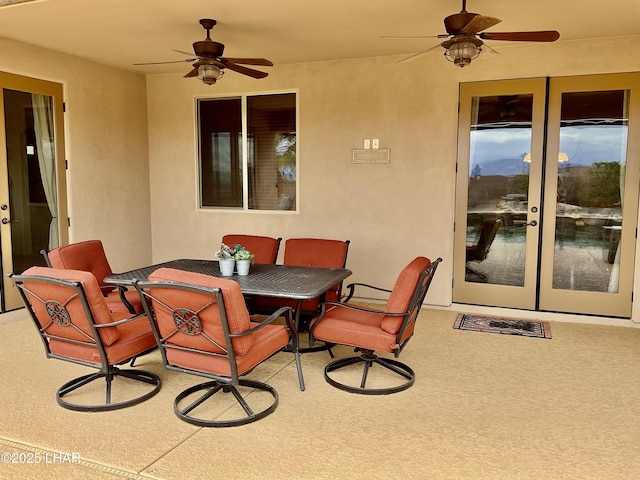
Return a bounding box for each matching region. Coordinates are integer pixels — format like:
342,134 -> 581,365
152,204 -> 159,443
193,40 -> 225,58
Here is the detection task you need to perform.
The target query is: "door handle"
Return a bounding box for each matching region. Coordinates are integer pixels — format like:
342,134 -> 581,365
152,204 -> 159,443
526,220 -> 538,227
1,218 -> 16,225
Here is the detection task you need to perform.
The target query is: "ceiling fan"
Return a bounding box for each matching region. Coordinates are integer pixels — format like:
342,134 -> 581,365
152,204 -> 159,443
384,0 -> 560,67
134,19 -> 273,84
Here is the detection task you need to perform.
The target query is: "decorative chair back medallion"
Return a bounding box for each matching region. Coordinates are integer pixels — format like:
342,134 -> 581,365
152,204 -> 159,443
45,301 -> 72,326
173,308 -> 202,335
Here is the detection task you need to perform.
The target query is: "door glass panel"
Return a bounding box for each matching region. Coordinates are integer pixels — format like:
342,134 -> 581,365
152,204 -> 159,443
466,94 -> 533,286
3,89 -> 54,274
553,90 -> 628,293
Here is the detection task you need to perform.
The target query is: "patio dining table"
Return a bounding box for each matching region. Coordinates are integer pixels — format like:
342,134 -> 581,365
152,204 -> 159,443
105,258 -> 352,390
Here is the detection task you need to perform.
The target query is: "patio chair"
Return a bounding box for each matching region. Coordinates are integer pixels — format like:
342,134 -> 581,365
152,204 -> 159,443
221,234 -> 282,264
42,240 -> 143,314
466,218 -> 501,282
251,238 -> 350,330
135,267 -> 303,427
9,267 -> 161,411
309,256 -> 441,395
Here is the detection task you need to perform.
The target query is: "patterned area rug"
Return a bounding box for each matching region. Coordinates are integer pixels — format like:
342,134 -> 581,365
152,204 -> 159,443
454,314 -> 552,339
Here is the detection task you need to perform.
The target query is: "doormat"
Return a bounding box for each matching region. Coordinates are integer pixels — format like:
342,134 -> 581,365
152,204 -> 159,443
454,314 -> 552,339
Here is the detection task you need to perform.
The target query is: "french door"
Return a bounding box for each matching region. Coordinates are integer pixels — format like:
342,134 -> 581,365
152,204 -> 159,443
0,72 -> 68,311
453,74 -> 640,318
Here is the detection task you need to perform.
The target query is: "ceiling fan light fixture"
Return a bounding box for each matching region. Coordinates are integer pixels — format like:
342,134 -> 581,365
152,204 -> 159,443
445,39 -> 482,67
197,63 -> 224,85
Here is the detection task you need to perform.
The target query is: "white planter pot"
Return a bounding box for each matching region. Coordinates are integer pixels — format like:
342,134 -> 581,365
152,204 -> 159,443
218,259 -> 235,276
236,260 -> 251,276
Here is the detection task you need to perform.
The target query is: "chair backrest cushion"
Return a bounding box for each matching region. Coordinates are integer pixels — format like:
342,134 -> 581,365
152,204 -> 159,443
283,238 -> 350,307
21,266 -> 119,346
283,238 -> 349,268
46,240 -> 114,291
147,268 -> 254,355
381,257 -> 432,335
222,234 -> 281,264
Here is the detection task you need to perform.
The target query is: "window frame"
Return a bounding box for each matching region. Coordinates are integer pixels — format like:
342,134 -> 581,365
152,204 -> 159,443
195,89 -> 299,213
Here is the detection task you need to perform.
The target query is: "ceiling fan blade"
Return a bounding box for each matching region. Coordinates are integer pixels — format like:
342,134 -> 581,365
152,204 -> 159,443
479,30 -> 560,42
460,15 -> 501,34
398,42 -> 445,64
134,59 -> 197,66
184,67 -> 199,78
482,42 -> 501,56
220,57 -> 273,66
380,35 -> 447,40
173,49 -> 200,58
223,62 -> 269,79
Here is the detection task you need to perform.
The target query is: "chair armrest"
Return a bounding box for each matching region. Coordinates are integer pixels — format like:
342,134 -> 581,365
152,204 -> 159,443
94,313 -> 147,328
99,285 -> 135,313
117,286 -> 137,314
344,282 -> 393,303
99,285 -> 115,296
232,307 -> 294,338
319,301 -> 406,318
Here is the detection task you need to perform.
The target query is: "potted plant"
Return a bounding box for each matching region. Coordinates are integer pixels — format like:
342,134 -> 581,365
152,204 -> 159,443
215,243 -> 236,276
233,245 -> 255,276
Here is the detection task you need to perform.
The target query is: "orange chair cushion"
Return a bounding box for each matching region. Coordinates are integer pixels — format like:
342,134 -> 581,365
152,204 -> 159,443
46,240 -> 115,293
222,234 -> 280,264
312,305 -> 399,353
148,268 -> 255,355
22,266 -> 120,346
283,238 -> 348,268
311,257 -> 433,352
165,320 -> 289,377
49,312 -> 157,366
380,257 -> 431,335
253,238 -> 348,313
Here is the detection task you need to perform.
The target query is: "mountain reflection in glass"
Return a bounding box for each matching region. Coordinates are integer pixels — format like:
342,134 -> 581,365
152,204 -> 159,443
465,94 -> 533,286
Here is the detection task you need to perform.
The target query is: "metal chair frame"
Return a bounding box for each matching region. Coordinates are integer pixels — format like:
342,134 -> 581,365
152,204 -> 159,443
9,273 -> 161,412
135,279 -> 303,427
309,258 -> 442,395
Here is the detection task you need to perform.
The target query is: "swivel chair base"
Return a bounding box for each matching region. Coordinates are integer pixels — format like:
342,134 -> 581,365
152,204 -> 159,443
57,367 -> 161,412
174,378 -> 279,427
324,352 -> 415,395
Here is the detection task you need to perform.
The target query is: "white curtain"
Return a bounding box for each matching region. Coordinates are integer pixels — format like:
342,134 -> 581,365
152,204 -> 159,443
607,91 -> 629,293
31,94 -> 58,249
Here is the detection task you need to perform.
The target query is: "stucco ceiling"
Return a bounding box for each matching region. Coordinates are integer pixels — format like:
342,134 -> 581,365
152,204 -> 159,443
0,0 -> 638,75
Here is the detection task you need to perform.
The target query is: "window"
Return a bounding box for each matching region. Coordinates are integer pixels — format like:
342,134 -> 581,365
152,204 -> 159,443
198,92 -> 297,211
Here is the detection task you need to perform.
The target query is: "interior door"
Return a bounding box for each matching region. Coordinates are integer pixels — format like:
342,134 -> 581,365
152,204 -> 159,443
454,74 -> 639,318
0,72 -> 68,311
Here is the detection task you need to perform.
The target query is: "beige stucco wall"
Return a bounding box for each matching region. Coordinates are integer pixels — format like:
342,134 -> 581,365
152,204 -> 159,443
146,36 -> 640,311
2,31 -> 640,320
146,58 -> 457,304
0,36 -> 152,272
